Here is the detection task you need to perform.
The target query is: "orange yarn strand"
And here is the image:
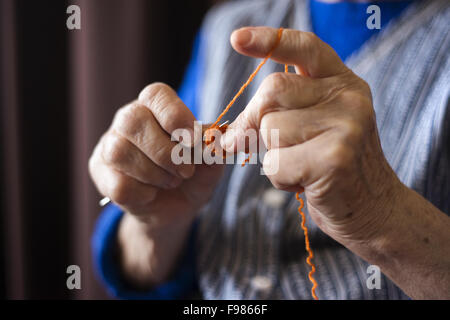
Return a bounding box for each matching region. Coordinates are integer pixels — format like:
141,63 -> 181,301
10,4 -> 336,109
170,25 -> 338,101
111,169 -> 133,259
296,192 -> 319,300
285,58 -> 318,301
241,152 -> 252,167
208,27 -> 285,130
206,27 -> 319,300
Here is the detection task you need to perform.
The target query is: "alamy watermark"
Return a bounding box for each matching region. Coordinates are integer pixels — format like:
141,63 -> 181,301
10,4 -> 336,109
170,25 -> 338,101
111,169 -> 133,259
66,265 -> 81,290
366,265 -> 381,290
366,5 -> 381,30
66,5 -> 81,30
170,121 -> 280,175
66,5 -> 381,33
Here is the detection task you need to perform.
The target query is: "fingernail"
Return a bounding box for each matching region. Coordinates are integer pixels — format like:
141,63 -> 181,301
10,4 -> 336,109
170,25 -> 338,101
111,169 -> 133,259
235,29 -> 253,48
177,165 -> 194,179
221,131 -> 236,151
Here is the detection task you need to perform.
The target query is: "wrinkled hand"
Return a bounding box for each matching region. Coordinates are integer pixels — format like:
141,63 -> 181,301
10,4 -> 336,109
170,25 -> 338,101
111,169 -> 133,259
89,83 -> 223,229
222,27 -> 404,242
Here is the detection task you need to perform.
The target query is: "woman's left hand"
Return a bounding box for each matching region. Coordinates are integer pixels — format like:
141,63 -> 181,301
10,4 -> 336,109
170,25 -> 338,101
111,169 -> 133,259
221,26 -> 404,243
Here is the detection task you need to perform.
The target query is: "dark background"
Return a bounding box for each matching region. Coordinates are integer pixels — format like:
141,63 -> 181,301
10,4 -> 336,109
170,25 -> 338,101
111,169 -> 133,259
0,0 -> 216,299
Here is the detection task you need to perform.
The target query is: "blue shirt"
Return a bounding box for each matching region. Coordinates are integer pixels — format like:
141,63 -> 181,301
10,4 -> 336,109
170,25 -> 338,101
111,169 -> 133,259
92,0 -> 413,299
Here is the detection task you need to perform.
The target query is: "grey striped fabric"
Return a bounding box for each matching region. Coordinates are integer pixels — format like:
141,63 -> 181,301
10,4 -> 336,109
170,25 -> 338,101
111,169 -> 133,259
194,0 -> 450,299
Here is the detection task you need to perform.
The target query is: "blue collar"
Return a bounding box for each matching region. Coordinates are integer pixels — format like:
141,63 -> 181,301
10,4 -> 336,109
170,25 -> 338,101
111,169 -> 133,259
309,0 -> 413,61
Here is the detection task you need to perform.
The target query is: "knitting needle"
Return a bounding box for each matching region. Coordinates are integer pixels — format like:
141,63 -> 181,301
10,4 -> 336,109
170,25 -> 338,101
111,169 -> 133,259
99,196 -> 111,207
219,120 -> 229,128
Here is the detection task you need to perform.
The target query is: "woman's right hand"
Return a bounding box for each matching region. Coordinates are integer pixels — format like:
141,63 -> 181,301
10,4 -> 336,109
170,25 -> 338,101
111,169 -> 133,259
89,82 -> 224,230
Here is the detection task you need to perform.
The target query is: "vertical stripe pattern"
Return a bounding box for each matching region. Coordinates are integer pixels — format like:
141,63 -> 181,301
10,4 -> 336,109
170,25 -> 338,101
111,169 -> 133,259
195,0 -> 450,299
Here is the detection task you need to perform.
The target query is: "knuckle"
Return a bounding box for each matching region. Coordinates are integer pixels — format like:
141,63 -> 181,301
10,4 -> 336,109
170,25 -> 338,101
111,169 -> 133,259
139,83 -> 181,132
155,103 -> 178,132
263,73 -> 290,96
138,82 -> 171,104
340,89 -> 370,109
325,142 -> 354,173
339,90 -> 375,131
102,134 -> 129,165
339,118 -> 364,141
257,73 -> 291,120
114,104 -> 148,141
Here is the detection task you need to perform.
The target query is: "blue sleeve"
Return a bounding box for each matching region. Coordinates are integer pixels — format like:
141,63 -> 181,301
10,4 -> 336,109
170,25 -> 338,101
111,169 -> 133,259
177,31 -> 205,119
91,204 -> 198,299
91,32 -> 204,299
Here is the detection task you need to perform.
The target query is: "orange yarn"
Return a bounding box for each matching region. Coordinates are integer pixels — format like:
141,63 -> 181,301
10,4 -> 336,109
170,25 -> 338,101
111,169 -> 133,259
207,27 -> 285,130
204,123 -> 229,158
205,27 -> 318,300
241,152 -> 252,167
296,191 -> 319,300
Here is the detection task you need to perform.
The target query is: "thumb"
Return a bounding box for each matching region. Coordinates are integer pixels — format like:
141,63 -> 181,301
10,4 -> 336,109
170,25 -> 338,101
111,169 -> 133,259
219,96 -> 259,153
231,26 -> 347,78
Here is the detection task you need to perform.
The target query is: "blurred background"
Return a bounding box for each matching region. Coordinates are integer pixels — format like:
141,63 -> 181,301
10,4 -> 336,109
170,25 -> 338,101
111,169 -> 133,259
0,0 -> 217,299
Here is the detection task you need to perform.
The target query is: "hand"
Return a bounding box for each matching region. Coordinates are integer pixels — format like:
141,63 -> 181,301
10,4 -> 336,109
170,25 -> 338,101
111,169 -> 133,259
222,27 -> 404,243
89,83 -> 224,229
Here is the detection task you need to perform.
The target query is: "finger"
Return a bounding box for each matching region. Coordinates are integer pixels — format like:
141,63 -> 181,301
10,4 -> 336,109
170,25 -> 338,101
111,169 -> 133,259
101,132 -> 183,189
90,158 -> 158,210
262,131 -> 354,191
221,72 -> 342,151
260,107 -> 334,149
112,102 -> 195,179
138,83 -> 198,146
231,26 -> 348,78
